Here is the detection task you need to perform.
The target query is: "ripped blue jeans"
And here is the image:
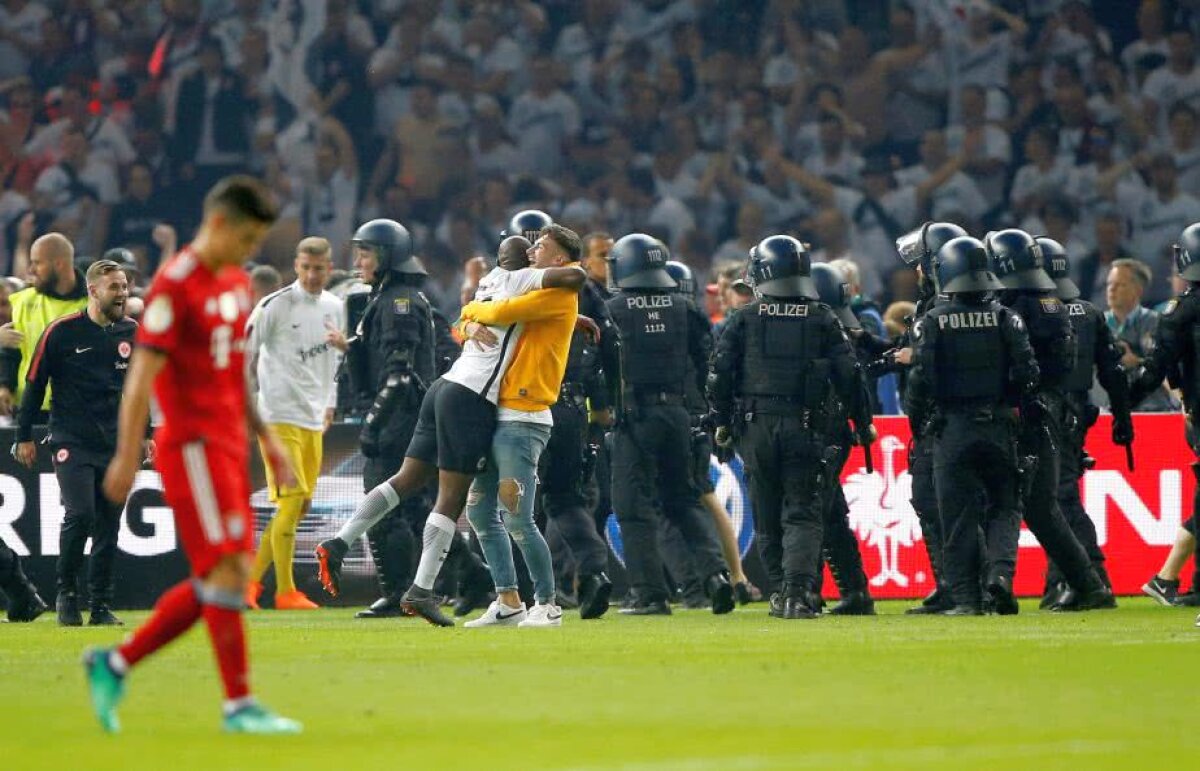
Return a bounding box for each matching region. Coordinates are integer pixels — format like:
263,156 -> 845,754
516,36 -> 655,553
465,421 -> 555,603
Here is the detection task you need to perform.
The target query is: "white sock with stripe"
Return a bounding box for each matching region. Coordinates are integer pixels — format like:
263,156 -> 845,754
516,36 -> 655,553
413,512 -> 457,591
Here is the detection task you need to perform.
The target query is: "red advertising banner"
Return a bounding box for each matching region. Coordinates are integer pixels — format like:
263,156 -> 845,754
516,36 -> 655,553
836,414 -> 1193,598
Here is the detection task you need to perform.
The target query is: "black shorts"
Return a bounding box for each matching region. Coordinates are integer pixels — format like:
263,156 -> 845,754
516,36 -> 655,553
405,379 -> 496,474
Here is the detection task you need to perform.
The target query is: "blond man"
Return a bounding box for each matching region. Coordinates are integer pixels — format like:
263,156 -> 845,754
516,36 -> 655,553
245,237 -> 346,609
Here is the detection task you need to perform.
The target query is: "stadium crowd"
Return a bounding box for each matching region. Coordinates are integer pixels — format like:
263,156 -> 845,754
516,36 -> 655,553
1,1 -> 1198,346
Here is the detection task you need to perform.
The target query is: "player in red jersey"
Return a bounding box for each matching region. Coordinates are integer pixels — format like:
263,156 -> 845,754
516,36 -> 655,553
83,176 -> 302,735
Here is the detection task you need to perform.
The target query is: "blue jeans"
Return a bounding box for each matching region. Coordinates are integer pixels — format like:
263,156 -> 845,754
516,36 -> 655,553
465,421 -> 555,603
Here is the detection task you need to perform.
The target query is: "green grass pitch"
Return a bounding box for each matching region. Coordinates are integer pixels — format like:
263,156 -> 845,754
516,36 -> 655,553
2,599 -> 1197,770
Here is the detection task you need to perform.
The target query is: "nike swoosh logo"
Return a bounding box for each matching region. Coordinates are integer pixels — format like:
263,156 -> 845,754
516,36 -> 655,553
75,347 -> 92,354
495,610 -> 523,620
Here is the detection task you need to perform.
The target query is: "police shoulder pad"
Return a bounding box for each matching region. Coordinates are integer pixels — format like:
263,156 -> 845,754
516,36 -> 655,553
393,297 -> 411,315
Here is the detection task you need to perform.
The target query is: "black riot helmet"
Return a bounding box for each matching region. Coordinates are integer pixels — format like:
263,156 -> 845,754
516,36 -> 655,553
896,221 -> 968,273
984,228 -> 1056,291
609,233 -> 676,290
748,235 -> 817,298
1175,222 -> 1200,282
664,260 -> 695,296
811,263 -> 859,329
506,209 -> 553,243
935,236 -> 1005,294
352,219 -> 423,275
1035,237 -> 1080,300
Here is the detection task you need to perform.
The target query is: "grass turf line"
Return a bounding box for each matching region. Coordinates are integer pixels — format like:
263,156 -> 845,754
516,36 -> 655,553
1,599 -> 1197,770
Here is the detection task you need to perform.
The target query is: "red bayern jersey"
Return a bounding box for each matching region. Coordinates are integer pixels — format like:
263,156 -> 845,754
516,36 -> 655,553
137,246 -> 253,456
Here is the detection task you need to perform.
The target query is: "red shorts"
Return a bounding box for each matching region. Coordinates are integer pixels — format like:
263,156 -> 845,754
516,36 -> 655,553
157,441 -> 253,577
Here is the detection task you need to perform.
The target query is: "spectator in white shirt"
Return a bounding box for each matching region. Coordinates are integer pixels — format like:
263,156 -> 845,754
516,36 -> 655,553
1121,1 -> 1170,74
946,83 -> 1013,208
1142,30 -> 1200,133
1010,125 -> 1073,220
896,129 -> 988,224
1105,151 -> 1200,305
802,112 -> 863,184
508,57 -> 582,179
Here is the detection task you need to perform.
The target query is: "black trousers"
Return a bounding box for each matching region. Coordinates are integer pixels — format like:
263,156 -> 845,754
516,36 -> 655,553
933,414 -> 1022,607
539,400 -> 609,577
737,414 -> 827,595
612,404 -> 724,604
54,444 -> 122,608
0,539 -> 33,603
908,436 -> 946,587
1048,402 -> 1107,589
821,441 -> 868,595
1018,400 -> 1100,593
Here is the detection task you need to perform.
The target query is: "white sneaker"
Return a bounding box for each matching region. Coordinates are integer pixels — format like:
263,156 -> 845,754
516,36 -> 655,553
1195,612 -> 1199,628
464,600 -> 527,628
518,602 -> 563,627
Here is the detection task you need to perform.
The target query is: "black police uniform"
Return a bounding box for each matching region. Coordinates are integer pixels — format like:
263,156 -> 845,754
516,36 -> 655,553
906,293 -> 1038,612
655,294 -> 730,608
1050,303 -> 1129,595
0,539 -> 47,621
16,310 -> 137,623
901,291 -> 954,611
997,291 -> 1110,597
587,276 -> 617,538
346,271 -> 438,614
606,235 -> 731,614
709,250 -> 869,617
892,221 -> 968,613
537,278 -> 618,613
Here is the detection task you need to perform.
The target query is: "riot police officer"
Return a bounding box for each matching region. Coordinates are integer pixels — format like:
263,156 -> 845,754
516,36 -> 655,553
607,234 -> 734,616
709,236 -> 872,620
343,219 -> 441,618
1039,237 -> 1133,606
0,540 -> 46,621
905,236 -> 1039,615
530,210 -> 621,620
810,262 -> 875,615
893,221 -> 966,614
987,228 -> 1114,611
654,260 -> 753,608
1130,223 -> 1200,627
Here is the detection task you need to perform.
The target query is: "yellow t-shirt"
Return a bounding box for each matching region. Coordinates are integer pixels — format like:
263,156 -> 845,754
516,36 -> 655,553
459,287 -> 578,412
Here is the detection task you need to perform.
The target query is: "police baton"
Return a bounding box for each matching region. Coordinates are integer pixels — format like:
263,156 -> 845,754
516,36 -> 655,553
861,438 -> 875,475
1125,443 -> 1135,472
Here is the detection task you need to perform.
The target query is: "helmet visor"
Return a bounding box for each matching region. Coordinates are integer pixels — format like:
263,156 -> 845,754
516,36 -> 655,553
895,227 -> 925,267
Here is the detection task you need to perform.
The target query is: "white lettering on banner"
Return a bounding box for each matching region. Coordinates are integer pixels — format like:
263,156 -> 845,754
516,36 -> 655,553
39,473 -> 66,556
1080,469 -> 1182,547
26,472 -> 175,558
118,471 -> 176,557
0,475 -> 28,555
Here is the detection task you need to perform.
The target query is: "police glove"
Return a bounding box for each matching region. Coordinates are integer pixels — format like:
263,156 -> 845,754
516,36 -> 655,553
854,423 -> 877,447
713,442 -> 734,465
1021,397 -> 1048,424
1112,418 -> 1134,447
359,425 -> 381,458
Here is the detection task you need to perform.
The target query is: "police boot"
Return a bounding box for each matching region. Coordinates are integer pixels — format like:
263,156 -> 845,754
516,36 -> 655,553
704,571 -> 735,615
939,604 -> 984,616
906,584 -> 955,615
56,592 -> 83,627
827,590 -> 876,616
986,573 -> 1019,616
447,534 -> 493,617
577,572 -> 613,620
88,606 -> 124,626
781,584 -> 819,620
1051,581 -> 1117,613
356,527 -> 406,619
2,558 -> 47,623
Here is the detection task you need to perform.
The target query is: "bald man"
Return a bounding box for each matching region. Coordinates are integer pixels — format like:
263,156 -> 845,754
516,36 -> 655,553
0,233 -> 88,416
